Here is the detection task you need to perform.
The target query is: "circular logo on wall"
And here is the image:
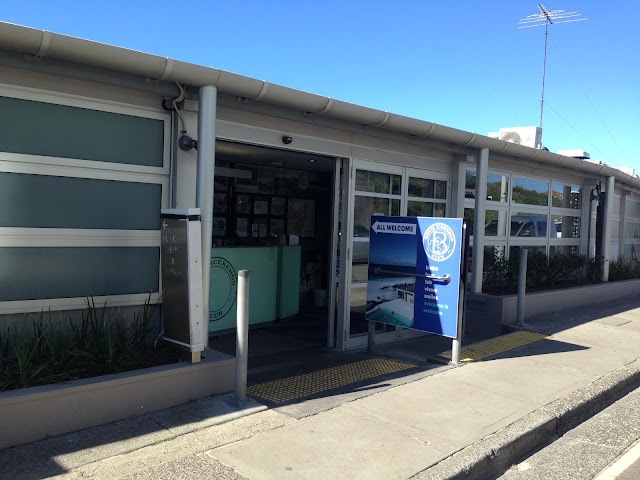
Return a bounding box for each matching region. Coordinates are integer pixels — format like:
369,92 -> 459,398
209,257 -> 237,322
423,223 -> 456,262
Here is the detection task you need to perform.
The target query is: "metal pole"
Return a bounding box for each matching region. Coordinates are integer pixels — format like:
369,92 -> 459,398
451,281 -> 465,365
452,222 -> 468,365
517,248 -> 528,325
235,270 -> 250,403
367,320 -> 375,353
471,148 -> 489,293
196,85 -> 217,346
602,175 -> 615,282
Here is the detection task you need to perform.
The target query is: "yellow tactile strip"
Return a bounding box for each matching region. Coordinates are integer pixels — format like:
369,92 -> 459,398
438,331 -> 547,363
247,358 -> 415,404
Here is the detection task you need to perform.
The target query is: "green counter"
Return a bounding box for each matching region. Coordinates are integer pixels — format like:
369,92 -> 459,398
208,245 -> 301,333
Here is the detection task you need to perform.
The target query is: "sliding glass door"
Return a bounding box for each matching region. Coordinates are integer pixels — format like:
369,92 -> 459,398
342,160 -> 449,348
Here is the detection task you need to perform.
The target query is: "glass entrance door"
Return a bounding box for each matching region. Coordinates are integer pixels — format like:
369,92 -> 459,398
343,161 -> 449,349
346,161 -> 402,347
398,167 -> 449,340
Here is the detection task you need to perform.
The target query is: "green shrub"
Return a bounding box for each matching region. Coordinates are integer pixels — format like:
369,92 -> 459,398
0,297 -> 176,392
608,255 -> 640,281
482,251 -> 591,295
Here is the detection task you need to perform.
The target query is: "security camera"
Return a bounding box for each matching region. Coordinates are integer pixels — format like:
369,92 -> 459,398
179,135 -> 198,151
282,136 -> 293,145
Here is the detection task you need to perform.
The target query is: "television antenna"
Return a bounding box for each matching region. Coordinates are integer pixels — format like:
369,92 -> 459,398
518,4 -> 587,143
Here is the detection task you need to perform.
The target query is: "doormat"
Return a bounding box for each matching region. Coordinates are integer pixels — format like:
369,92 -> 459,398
436,331 -> 548,363
247,357 -> 416,404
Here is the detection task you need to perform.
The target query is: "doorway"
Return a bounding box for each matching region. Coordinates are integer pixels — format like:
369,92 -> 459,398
207,141 -> 340,366
340,159 -> 450,349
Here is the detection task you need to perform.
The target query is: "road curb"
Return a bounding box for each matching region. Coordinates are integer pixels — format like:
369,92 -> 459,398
412,358 -> 640,480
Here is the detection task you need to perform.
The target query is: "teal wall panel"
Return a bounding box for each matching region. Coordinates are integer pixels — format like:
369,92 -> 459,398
0,247 -> 159,301
0,96 -> 164,167
208,246 -> 301,332
0,172 -> 161,230
279,246 -> 301,318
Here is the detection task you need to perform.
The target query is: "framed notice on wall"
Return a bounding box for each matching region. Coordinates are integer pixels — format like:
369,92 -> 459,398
213,217 -> 226,236
270,219 -> 284,237
287,198 -> 315,238
254,198 -> 269,215
213,193 -> 228,214
271,197 -> 285,216
236,218 -> 248,237
236,194 -> 252,215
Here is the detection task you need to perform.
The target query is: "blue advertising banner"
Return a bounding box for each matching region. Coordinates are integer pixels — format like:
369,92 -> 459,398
366,216 -> 463,338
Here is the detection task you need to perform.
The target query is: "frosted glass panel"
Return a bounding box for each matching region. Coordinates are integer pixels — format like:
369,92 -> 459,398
0,96 -> 164,167
0,247 -> 159,301
0,172 -> 161,229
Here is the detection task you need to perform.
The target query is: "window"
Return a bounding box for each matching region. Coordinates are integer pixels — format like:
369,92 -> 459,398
512,177 -> 549,206
0,172 -> 161,230
356,170 -> 401,195
0,96 -> 164,167
0,88 -> 169,313
484,210 -> 508,237
487,173 -> 509,203
510,213 -> 548,238
551,183 -> 581,209
464,168 -> 584,261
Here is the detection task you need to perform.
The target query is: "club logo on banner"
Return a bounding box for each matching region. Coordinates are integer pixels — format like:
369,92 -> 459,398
423,223 -> 456,262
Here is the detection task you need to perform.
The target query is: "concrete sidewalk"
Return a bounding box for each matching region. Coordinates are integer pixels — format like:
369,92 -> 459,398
2,293 -> 640,480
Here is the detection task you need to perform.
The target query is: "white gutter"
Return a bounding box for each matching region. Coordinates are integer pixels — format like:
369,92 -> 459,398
1,21 -> 638,191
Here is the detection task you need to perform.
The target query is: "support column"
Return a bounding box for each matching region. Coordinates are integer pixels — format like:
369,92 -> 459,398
452,154 -> 471,218
619,191 -> 628,257
601,175 -> 615,282
471,148 -> 489,293
196,85 -> 217,345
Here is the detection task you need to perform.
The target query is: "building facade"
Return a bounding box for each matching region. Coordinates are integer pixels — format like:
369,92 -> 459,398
1,22 -> 639,355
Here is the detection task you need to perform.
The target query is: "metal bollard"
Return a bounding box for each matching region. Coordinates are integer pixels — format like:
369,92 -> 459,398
517,249 -> 528,325
235,270 -> 250,402
367,321 -> 375,353
451,280 -> 465,365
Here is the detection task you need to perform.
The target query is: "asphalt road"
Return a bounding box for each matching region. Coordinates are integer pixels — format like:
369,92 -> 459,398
498,386 -> 640,480
595,438 -> 640,480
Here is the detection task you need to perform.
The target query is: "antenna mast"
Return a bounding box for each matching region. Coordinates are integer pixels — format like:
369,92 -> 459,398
518,4 -> 587,146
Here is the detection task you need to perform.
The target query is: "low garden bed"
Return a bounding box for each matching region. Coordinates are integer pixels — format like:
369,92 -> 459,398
0,350 -> 235,449
0,298 -> 177,392
465,253 -> 640,336
0,298 -> 235,449
467,278 -> 640,331
482,251 -> 640,296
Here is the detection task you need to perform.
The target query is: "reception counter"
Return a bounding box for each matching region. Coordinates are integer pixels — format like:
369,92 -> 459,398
208,245 -> 301,333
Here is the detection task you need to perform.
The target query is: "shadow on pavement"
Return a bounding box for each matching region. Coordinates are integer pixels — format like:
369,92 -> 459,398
487,337 -> 589,361
0,415 -> 167,480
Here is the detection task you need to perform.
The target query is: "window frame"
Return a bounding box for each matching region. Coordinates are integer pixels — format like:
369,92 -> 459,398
0,84 -> 170,314
464,168 -> 583,258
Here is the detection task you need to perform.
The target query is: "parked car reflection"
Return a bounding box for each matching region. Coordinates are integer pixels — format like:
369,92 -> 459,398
484,215 -> 556,237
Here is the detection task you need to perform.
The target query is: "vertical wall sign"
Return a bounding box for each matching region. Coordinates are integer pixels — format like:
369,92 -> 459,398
160,208 -> 205,357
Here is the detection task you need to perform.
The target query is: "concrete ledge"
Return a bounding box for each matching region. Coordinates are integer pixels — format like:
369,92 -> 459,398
467,279 -> 640,328
413,358 -> 640,480
0,350 -> 235,449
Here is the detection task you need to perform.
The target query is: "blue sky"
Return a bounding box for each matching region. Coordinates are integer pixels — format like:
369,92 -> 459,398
3,1 -> 639,171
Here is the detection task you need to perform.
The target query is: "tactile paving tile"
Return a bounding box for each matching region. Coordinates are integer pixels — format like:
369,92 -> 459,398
247,358 -> 415,404
438,331 -> 547,362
